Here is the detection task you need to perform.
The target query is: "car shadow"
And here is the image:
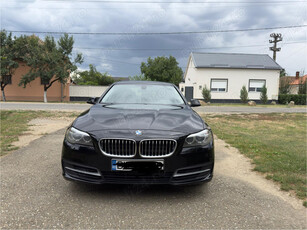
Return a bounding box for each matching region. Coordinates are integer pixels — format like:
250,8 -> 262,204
67,181 -> 210,201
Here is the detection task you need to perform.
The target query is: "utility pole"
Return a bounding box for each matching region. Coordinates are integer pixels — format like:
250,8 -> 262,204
269,33 -> 282,61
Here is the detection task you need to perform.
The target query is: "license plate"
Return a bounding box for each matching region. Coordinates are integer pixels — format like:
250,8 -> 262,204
111,159 -> 164,172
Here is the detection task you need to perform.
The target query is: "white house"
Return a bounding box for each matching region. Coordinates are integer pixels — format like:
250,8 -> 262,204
179,52 -> 282,102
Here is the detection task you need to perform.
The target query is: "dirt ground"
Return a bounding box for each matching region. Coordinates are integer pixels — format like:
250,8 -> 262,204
214,137 -> 303,210
11,118 -> 74,148
9,118 -> 305,210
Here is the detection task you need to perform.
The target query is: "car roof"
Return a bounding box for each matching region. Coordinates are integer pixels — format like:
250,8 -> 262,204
113,81 -> 174,86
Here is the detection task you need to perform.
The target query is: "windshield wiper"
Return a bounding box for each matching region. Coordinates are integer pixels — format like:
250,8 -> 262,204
169,104 -> 184,108
101,103 -> 184,108
101,103 -> 114,107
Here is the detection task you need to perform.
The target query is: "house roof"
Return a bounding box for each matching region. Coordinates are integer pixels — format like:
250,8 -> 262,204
190,52 -> 282,70
281,76 -> 296,83
289,74 -> 307,85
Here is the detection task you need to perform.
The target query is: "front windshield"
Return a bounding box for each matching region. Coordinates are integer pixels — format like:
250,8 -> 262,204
101,84 -> 185,105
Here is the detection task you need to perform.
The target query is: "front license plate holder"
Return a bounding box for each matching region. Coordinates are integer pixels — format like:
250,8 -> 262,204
111,159 -> 164,172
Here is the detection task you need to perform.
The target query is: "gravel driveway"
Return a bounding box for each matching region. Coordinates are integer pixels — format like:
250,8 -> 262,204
1,102 -> 306,113
1,129 -> 306,229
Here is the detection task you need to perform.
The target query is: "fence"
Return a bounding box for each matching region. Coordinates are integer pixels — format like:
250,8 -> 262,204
69,85 -> 109,101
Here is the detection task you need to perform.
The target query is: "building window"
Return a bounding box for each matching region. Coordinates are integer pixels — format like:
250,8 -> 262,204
199,85 -> 202,90
249,79 -> 265,92
181,87 -> 184,92
210,79 -> 228,92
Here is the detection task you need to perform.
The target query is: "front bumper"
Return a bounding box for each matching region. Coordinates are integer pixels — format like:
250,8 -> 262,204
61,139 -> 214,185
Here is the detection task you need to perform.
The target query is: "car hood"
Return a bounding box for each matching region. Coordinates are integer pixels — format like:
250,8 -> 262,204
73,104 -> 205,138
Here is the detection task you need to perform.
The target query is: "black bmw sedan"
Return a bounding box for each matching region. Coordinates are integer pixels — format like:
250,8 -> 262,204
62,81 -> 214,185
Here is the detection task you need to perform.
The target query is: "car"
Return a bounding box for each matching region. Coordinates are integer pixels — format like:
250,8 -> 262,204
61,81 -> 214,185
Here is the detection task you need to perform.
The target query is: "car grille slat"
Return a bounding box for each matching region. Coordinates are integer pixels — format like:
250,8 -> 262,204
139,139 -> 176,158
125,140 -> 127,156
99,139 -> 136,157
100,138 -> 176,158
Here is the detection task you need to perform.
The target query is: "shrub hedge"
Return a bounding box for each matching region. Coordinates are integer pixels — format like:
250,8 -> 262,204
278,94 -> 307,105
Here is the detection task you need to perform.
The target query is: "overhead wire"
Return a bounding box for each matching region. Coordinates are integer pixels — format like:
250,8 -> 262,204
73,41 -> 306,51
6,25 -> 307,36
10,0 -> 307,3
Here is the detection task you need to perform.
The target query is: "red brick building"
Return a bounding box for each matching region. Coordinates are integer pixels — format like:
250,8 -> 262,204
1,61 -> 70,102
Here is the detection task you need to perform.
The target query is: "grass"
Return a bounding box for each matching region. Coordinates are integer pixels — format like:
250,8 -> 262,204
206,103 -> 307,108
1,110 -> 306,206
0,110 -> 79,156
2,101 -> 306,107
203,113 -> 307,205
1,100 -> 87,104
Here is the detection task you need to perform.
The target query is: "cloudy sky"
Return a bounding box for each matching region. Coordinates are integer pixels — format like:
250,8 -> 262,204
1,0 -> 306,77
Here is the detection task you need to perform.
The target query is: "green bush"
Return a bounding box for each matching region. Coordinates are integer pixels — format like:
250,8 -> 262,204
202,85 -> 211,102
278,94 -> 307,105
260,85 -> 268,104
298,81 -> 307,94
240,85 -> 248,103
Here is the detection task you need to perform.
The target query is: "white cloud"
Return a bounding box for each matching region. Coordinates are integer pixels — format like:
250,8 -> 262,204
1,0 -> 306,76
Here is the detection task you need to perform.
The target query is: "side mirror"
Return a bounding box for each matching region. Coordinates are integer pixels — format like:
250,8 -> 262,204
190,99 -> 201,107
87,97 -> 100,105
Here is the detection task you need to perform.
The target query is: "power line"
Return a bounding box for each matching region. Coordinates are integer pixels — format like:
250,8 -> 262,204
1,3 -> 301,9
6,25 -> 307,36
83,55 -> 189,69
74,41 -> 306,51
19,0 -> 307,3
79,43 -> 306,68
82,55 -> 141,66
76,40 -> 306,68
2,0 -> 306,8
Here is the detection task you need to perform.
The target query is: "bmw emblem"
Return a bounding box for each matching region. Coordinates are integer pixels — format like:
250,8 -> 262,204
135,130 -> 142,136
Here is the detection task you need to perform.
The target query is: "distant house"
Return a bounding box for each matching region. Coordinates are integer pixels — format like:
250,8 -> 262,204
112,77 -> 130,82
0,61 -> 70,102
282,71 -> 307,94
179,52 -> 282,102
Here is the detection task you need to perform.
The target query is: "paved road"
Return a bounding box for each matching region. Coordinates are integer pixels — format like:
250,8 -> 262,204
1,102 -> 306,113
1,129 -> 306,229
0,102 -> 92,111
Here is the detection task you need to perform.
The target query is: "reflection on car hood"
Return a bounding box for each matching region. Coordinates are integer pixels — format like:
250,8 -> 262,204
73,104 -> 205,137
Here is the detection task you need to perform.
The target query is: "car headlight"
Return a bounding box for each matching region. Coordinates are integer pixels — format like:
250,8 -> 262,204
65,127 -> 93,146
183,129 -> 212,147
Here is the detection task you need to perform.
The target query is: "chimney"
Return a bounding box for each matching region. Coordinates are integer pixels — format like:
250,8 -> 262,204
296,71 -> 300,79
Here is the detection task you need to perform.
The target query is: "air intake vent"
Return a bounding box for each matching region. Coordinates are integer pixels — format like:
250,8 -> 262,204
139,139 -> 177,158
99,139 -> 136,158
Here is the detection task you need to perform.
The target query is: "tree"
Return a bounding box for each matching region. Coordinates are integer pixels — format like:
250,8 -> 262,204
278,69 -> 291,94
240,85 -> 248,103
279,77 -> 291,94
298,79 -> 307,94
260,85 -> 268,104
0,30 -> 19,101
128,74 -> 148,81
140,56 -> 183,85
72,64 -> 114,86
19,34 -> 83,102
280,69 -> 287,77
202,85 -> 211,102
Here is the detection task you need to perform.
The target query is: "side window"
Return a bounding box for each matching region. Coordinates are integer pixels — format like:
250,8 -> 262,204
210,79 -> 228,92
249,79 -> 265,92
